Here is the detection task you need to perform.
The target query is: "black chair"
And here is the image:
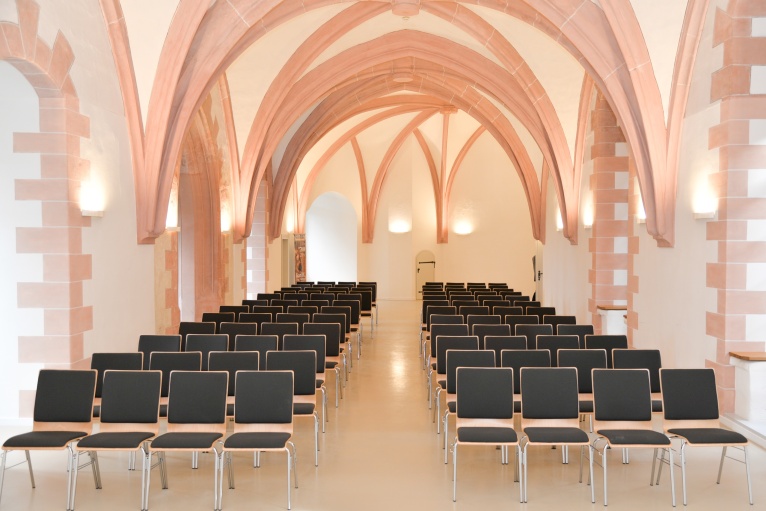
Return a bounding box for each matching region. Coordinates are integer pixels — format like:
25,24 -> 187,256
535,335 -> 579,367
219,305 -> 248,319
221,371 -> 297,509
252,305 -> 284,318
242,299 -> 268,309
201,312 -> 236,333
426,324 -> 470,387
238,312 -> 272,333
208,351 -> 260,416
276,313 -> 310,334
466,314 -> 500,335
458,305 -> 489,322
519,367 -> 592,502
178,322 -> 216,350
557,324 -> 594,348
138,334 -> 181,370
146,371 -> 228,511
471,322 -> 508,349
584,334 -> 628,368
304,322 -> 345,405
489,304 -> 517,316
272,299 -> 299,310
591,368 -> 675,506
333,299 -> 361,350
613,348 -> 662,411
557,348 -> 607,430
484,336 -> 526,366
422,307 -> 460,360
440,349 -> 495,462
543,315 -> 577,332
313,312 -> 351,370
149,352 -> 202,417
658,368 -> 752,506
257,293 -> 280,303
185,334 -> 228,370
0,370 -> 97,510
357,282 -> 378,323
287,305 -> 318,317
234,335 -> 278,370
322,306 -> 356,363
261,322 -> 299,350
90,352 -> 143,417
505,315 -> 540,333
452,367 -> 521,502
283,334 -> 328,432
515,323 -> 553,350
527,306 -> 555,322
219,322 -> 258,350
432,336 -> 480,431
302,299 -> 329,310
266,350 -> 320,467
71,370 -> 161,510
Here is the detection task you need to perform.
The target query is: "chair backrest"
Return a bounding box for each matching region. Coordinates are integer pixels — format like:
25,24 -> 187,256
527,306 -> 555,322
520,367 -> 580,422
592,368 -> 653,425
426,305 -> 458,329
304,322 -> 342,357
543,315 -> 577,330
452,300 -> 479,312
659,368 -> 720,424
261,322 -> 299,349
276,312 -> 310,333
283,292 -> 308,304
149,351 -> 202,397
208,351 -> 260,396
429,323 -> 470,358
138,334 -> 182,370
584,334 -> 629,368
488,283 -> 508,290
302,299 -> 329,309
283,334 -> 326,374
33,369 -> 97,428
430,314 -> 464,326
287,305 -> 318,316
91,352 -> 143,397
257,293 -> 280,302
201,312 -> 236,332
242,299 -> 268,309
357,282 -> 377,302
185,334 -> 229,370
505,315 -> 540,332
166,371 -> 227,431
272,299 -> 299,309
219,322 -> 258,350
219,305 -> 249,318
556,324 -> 594,348
446,349 -> 495,393
178,322 -> 216,349
456,367 -> 514,420
483,299 -> 510,309
471,323 -> 511,349
313,312 -> 348,337
422,299 -> 450,321
515,323 -> 554,350
557,348 -> 607,393
535,335 -> 580,367
266,350 -> 317,396
233,370 -> 293,430
510,296 -> 532,305
484,335 -> 526,365
466,314 -> 500,333
494,306 -> 523,318
239,312 -> 273,331
435,335 -> 479,374
500,349 -> 551,395
234,335 -> 278,369
350,288 -> 372,312
252,305 -> 284,317
333,300 -> 360,323
99,370 -> 161,431
613,349 -> 662,393
312,293 -> 335,303
321,306 -> 351,333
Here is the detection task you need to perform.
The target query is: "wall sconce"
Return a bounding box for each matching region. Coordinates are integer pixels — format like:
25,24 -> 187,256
221,206 -> 232,233
555,208 -> 563,231
693,181 -> 718,220
388,204 -> 411,233
583,201 -> 593,229
453,219 -> 473,235
635,198 -> 646,224
80,179 -> 105,217
389,218 -> 411,233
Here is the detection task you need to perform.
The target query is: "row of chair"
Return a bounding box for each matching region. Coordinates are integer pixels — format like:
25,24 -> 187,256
447,365 -> 752,506
0,367 -> 307,511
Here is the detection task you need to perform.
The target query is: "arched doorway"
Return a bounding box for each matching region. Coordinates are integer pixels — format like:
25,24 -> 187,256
306,193 -> 357,282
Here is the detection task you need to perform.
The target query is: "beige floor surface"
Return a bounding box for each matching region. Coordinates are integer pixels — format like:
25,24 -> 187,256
0,299 -> 763,510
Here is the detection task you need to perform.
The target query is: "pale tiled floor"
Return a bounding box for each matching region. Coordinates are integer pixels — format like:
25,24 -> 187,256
1,300 -> 764,510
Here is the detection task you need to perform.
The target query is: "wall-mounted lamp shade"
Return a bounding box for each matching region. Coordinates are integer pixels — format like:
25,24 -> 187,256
583,202 -> 593,229
693,181 -> 717,220
636,198 -> 647,224
453,220 -> 473,235
80,180 -> 104,217
555,208 -> 563,231
221,207 -> 232,233
389,219 -> 411,233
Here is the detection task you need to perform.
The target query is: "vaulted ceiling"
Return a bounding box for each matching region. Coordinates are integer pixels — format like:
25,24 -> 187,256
102,0 -> 702,247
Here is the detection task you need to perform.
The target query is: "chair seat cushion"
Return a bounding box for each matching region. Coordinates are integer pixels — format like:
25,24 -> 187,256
524,427 -> 589,444
514,401 -> 521,414
225,432 -> 291,450
226,403 -> 235,416
437,379 -> 446,389
3,431 -> 87,448
294,403 -> 316,415
326,362 -> 338,369
92,405 -> 101,418
652,400 -> 663,413
150,432 -> 223,450
579,400 -> 593,413
159,404 -> 168,418
316,379 -> 324,388
457,427 -> 517,444
77,432 -> 154,449
447,402 -> 456,413
667,428 -> 747,445
596,429 -> 670,446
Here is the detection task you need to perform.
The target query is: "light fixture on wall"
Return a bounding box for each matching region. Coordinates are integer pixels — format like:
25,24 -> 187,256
555,208 -> 563,231
389,218 -> 412,233
388,203 -> 412,233
583,200 -> 594,229
221,206 -> 232,233
693,179 -> 718,220
80,178 -> 105,217
453,219 -> 473,235
636,195 -> 647,224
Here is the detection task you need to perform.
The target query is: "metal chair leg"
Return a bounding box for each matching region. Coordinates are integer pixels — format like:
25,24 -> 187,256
25,450 -> 35,488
